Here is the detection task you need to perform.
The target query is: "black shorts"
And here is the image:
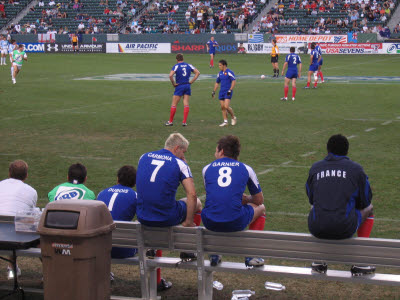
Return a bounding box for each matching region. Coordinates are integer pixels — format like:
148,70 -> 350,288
271,56 -> 278,63
72,42 -> 78,46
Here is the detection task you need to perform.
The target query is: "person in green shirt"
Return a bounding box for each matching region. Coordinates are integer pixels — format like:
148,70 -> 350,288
48,163 -> 96,202
11,44 -> 27,85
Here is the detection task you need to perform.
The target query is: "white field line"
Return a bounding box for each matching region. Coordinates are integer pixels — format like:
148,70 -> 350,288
260,164 -> 309,168
300,152 -> 316,157
0,153 -> 20,156
347,135 -> 357,139
381,121 -> 392,125
323,56 -> 399,71
60,155 -> 112,161
258,168 -> 275,175
365,128 -> 376,132
281,161 -> 293,165
345,118 -> 400,122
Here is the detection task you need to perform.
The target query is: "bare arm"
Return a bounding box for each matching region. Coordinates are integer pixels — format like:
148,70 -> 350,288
181,178 -> 197,227
298,63 -> 302,78
189,68 -> 200,84
309,54 -> 313,65
281,62 -> 288,75
212,82 -> 220,97
229,79 -> 236,91
242,191 -> 264,206
169,70 -> 177,87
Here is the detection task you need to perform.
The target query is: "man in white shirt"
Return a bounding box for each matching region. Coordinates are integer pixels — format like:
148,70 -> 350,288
0,160 -> 37,280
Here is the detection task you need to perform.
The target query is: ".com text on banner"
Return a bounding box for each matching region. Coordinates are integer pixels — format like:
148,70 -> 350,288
276,35 -> 348,43
106,43 -> 171,54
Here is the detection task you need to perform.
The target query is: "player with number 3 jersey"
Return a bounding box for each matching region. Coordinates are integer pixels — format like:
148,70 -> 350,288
166,53 -> 200,127
202,135 -> 266,267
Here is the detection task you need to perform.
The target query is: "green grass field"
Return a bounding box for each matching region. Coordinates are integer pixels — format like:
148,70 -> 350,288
0,53 -> 399,299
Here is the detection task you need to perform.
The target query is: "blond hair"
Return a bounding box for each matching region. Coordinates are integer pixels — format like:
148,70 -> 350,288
164,133 -> 189,150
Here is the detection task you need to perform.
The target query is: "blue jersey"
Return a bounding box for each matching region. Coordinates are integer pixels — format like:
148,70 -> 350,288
97,184 -> 137,221
202,157 -> 262,223
310,49 -> 320,65
315,45 -> 322,56
0,40 -> 9,50
136,149 -> 192,223
171,62 -> 196,85
216,68 -> 235,92
285,53 -> 301,70
207,40 -> 218,53
97,184 -> 137,258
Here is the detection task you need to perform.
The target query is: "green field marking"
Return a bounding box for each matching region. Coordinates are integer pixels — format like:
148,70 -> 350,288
76,73 -> 400,84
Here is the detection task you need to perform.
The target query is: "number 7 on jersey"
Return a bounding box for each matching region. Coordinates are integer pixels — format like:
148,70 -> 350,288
150,159 -> 165,182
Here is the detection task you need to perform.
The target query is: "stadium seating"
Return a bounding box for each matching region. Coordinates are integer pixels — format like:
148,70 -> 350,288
16,0 -> 146,34
0,0 -> 31,29
1,215 -> 400,300
258,0 -> 399,34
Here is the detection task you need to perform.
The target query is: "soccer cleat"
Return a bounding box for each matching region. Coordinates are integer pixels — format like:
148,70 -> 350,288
12,78 -> 16,84
7,266 -> 21,280
281,97 -> 287,101
157,278 -> 172,291
303,86 -> 310,89
182,123 -> 187,127
311,262 -> 328,274
292,97 -> 295,101
245,257 -> 264,268
219,121 -> 228,127
165,121 -> 173,126
179,252 -> 197,262
231,117 -> 237,126
350,265 -> 376,276
146,249 -> 156,258
312,86 -> 318,89
209,255 -> 222,266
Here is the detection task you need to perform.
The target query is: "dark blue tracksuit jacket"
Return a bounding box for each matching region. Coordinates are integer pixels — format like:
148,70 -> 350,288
306,153 -> 372,239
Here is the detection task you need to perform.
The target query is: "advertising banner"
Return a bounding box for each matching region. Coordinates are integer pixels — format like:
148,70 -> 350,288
107,43 -> 171,53
314,43 -> 382,54
382,43 -> 400,54
276,35 -> 348,43
241,43 -> 308,54
171,42 -> 238,54
45,43 -> 106,53
21,43 -> 45,53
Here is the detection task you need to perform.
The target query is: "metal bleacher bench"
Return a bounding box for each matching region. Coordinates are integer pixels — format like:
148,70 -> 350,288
1,215 -> 400,300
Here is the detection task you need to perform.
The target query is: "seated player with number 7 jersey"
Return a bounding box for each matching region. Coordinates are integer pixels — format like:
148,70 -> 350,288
202,135 -> 266,267
136,133 -> 203,260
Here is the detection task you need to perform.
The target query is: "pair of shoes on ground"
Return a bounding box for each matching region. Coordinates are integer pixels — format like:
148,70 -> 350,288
165,121 -> 187,126
281,97 -> 295,101
209,255 -> 264,268
219,117 -> 237,127
7,266 -> 21,280
311,262 -> 376,276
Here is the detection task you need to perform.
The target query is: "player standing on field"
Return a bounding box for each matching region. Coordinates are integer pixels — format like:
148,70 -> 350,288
270,39 -> 279,77
11,44 -> 27,85
212,59 -> 237,127
315,43 -> 324,83
202,135 -> 266,267
206,36 -> 219,68
281,47 -> 302,101
304,42 -> 321,89
166,53 -> 200,127
0,35 -> 9,66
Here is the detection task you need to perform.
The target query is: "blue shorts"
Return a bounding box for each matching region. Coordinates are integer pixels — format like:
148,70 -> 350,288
319,57 -> 323,66
309,64 -> 319,72
138,200 -> 187,227
285,69 -> 298,79
209,51 -> 216,55
201,205 -> 254,232
219,90 -> 233,100
111,247 -> 137,259
174,83 -> 191,96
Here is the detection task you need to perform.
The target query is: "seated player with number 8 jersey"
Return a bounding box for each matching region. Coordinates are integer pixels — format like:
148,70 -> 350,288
202,135 -> 266,267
